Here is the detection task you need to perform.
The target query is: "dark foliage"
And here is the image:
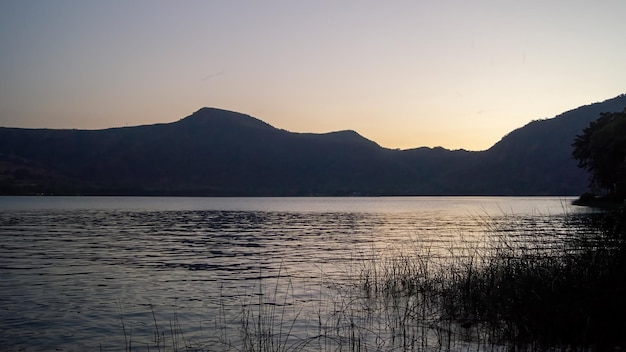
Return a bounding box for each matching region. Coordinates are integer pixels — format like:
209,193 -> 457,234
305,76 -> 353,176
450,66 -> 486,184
443,215 -> 626,348
573,109 -> 626,198
364,207 -> 626,350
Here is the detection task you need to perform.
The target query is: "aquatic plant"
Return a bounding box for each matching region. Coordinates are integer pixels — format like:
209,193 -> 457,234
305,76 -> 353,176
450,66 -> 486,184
111,209 -> 626,351
359,209 -> 626,350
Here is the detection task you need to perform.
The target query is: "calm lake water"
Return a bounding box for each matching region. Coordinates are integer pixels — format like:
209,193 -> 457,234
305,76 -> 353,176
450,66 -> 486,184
0,196 -> 596,351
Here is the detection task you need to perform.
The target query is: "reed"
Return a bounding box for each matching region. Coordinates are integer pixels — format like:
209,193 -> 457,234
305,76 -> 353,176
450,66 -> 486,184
360,208 -> 626,350
113,208 -> 626,351
237,265 -> 304,352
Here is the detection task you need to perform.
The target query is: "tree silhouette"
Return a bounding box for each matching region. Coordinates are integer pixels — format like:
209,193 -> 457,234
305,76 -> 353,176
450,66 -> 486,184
572,109 -> 626,198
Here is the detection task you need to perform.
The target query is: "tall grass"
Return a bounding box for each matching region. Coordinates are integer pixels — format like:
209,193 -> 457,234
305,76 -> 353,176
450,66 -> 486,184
237,265 -> 304,352
113,208 -> 626,351
359,208 -> 626,350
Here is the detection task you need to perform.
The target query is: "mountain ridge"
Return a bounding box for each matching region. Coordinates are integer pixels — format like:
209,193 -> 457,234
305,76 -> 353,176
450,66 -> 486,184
1,94 -> 625,196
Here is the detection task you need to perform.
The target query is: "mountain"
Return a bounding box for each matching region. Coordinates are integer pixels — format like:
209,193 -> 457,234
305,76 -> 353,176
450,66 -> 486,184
438,94 -> 626,195
1,95 -> 625,196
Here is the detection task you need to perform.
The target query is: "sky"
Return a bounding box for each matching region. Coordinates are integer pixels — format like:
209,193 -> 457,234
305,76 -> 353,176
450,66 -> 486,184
0,1 -> 624,151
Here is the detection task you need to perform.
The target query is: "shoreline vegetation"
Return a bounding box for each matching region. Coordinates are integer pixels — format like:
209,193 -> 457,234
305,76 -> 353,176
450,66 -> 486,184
112,203 -> 626,352
573,192 -> 626,210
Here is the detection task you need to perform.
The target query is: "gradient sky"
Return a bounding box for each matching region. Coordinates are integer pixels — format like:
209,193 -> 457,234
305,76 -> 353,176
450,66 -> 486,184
1,1 -> 624,151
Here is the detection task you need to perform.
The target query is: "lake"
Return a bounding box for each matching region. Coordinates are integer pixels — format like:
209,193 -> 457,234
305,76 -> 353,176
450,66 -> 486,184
0,196 -> 597,351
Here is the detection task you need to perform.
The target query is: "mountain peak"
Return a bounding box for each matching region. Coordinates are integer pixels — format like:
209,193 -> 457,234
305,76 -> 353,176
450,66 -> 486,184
178,107 -> 275,130
319,130 -> 381,147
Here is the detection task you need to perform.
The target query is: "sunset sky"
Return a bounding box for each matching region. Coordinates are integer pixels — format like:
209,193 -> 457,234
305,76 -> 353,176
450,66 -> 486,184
0,1 -> 624,151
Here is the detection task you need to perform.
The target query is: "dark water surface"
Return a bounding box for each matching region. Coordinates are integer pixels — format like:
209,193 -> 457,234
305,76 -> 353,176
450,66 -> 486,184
0,196 -> 595,351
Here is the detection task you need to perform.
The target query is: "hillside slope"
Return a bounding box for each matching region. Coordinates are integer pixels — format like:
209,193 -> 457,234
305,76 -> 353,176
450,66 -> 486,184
443,94 -> 626,195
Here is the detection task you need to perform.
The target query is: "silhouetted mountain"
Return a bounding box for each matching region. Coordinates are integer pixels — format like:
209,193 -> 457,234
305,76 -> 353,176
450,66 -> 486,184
1,95 -> 625,196
445,94 -> 626,195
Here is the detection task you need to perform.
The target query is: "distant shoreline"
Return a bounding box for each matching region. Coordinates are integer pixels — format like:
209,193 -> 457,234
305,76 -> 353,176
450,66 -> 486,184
572,193 -> 625,209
